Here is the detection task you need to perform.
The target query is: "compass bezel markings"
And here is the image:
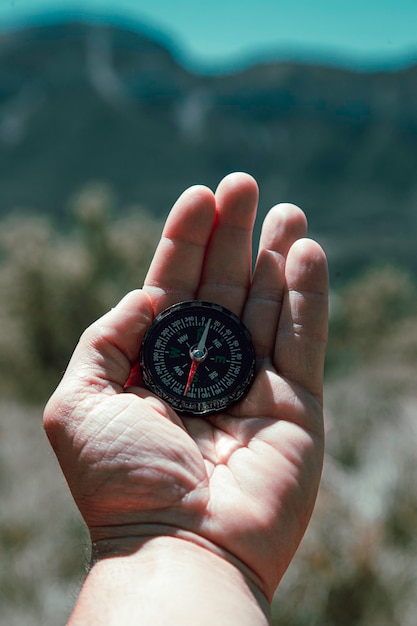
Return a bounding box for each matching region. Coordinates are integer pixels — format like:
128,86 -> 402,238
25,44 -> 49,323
140,301 -> 255,415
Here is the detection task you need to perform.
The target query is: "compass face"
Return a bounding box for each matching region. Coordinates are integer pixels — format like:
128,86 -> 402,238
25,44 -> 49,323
139,301 -> 256,416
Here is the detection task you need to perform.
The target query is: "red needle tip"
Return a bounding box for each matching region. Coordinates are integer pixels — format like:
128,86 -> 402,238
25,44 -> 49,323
184,360 -> 199,396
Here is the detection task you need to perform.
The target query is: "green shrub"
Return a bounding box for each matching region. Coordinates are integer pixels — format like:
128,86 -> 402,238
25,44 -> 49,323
327,264 -> 417,373
0,186 -> 161,401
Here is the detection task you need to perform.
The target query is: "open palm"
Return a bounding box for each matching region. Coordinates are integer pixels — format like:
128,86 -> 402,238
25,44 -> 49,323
44,173 -> 328,602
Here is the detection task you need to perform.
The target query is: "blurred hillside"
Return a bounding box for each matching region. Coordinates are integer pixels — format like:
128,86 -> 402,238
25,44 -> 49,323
1,14 -> 417,626
1,18 -> 417,282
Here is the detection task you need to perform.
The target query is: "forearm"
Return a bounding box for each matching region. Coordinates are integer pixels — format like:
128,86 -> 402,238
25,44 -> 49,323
68,536 -> 271,626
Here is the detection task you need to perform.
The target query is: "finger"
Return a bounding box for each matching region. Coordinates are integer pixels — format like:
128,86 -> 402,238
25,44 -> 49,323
197,172 -> 258,316
243,204 -> 308,359
59,289 -> 153,392
275,238 -> 329,403
143,185 -> 216,315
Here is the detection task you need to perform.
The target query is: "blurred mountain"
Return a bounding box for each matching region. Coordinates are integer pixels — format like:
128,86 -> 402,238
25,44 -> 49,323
1,18 -> 417,281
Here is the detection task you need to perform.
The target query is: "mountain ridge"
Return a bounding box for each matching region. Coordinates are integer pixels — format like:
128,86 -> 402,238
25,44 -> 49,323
1,18 -> 417,281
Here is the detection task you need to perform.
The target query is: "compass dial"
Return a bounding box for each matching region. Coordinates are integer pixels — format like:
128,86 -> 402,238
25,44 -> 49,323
139,301 -> 256,416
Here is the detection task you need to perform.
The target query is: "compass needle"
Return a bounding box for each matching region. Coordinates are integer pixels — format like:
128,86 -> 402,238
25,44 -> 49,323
184,317 -> 212,395
184,360 -> 199,396
196,318 -> 211,355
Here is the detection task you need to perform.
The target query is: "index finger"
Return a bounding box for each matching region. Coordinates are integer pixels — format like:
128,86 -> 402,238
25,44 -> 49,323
143,185 -> 216,315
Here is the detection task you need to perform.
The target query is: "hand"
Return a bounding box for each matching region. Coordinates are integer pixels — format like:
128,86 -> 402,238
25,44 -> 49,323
44,173 -> 328,605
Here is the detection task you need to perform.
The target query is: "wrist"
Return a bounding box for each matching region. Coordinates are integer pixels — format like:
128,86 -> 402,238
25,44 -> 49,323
90,522 -> 268,595
71,529 -> 271,625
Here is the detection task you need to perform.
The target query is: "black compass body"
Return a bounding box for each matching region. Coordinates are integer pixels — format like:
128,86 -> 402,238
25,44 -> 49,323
139,301 -> 256,416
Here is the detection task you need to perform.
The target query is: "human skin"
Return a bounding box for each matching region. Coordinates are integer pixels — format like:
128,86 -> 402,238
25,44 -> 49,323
44,172 -> 328,625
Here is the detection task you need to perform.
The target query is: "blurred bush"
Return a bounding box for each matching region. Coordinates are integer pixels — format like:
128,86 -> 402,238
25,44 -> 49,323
326,264 -> 417,374
0,184 -> 161,401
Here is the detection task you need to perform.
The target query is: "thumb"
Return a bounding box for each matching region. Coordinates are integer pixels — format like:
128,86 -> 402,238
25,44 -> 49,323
57,289 -> 153,393
43,289 -> 153,452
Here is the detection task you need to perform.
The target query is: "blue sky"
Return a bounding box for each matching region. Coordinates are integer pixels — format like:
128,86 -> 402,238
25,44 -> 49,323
1,0 -> 417,71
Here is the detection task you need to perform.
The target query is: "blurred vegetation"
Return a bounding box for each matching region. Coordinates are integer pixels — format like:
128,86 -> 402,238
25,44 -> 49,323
0,184 -> 161,401
326,264 -> 417,374
0,186 -> 416,624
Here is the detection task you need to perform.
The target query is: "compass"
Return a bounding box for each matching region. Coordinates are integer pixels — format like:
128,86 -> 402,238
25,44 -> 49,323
139,301 -> 256,416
